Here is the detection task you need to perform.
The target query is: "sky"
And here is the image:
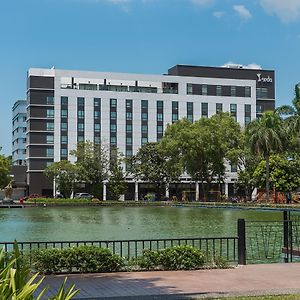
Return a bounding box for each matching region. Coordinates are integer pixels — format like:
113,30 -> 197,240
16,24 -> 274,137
0,0 -> 300,155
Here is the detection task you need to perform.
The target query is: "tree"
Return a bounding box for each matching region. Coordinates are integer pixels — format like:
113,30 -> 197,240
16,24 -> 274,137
70,141 -> 110,198
108,154 -> 127,201
44,160 -> 79,198
129,142 -> 181,201
0,148 -> 11,189
246,111 -> 287,202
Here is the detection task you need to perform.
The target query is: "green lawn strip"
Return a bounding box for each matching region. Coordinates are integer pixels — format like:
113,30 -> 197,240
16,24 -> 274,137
203,295 -> 300,300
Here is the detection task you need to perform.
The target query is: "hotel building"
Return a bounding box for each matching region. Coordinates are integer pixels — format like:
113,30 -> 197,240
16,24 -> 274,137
26,64 -> 275,198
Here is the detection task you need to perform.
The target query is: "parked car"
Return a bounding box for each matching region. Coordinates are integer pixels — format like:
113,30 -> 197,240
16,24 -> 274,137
73,193 -> 94,199
54,193 -> 65,198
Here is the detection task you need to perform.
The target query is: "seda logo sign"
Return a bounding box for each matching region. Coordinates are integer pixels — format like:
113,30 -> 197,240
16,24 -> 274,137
257,73 -> 273,83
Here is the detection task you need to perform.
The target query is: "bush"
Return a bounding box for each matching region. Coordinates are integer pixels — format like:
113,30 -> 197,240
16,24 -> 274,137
139,245 -> 205,271
32,246 -> 124,274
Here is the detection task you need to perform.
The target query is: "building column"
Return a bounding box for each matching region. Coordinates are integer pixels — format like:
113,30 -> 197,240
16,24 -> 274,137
195,182 -> 199,201
225,183 -> 229,199
135,182 -> 139,201
103,181 -> 107,201
165,184 -> 169,199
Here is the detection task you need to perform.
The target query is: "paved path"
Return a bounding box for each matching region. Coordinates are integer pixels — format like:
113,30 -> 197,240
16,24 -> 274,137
40,264 -> 300,299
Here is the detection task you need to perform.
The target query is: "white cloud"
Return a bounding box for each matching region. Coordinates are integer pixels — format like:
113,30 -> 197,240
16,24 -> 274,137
233,5 -> 252,21
213,11 -> 225,18
260,0 -> 300,23
191,0 -> 214,6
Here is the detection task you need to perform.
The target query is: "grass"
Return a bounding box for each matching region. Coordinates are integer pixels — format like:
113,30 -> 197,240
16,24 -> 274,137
204,295 -> 300,300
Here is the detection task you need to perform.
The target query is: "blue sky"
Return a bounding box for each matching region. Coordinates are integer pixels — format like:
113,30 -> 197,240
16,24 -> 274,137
1,0 -> 300,155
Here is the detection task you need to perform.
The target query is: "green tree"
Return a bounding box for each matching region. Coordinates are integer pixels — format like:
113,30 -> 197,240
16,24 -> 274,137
246,111 -> 287,202
70,141 -> 109,198
108,154 -> 127,201
0,147 -> 11,189
253,154 -> 300,193
129,142 -> 181,201
44,160 -> 79,198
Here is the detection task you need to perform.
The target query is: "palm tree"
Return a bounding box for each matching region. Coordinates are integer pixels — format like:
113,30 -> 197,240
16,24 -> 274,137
246,111 -> 286,202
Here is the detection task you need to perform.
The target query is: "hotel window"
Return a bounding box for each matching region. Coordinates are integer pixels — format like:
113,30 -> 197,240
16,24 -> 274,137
126,99 -> 133,109
230,104 -> 237,121
94,111 -> 100,118
46,96 -> 54,105
110,98 -> 117,108
94,136 -> 101,144
231,86 -> 236,97
172,114 -> 178,123
46,135 -> 54,144
61,97 -> 68,106
61,135 -> 68,144
94,123 -> 101,132
231,164 -> 238,173
61,109 -> 68,118
141,100 -> 148,109
157,113 -> 163,121
126,112 -> 132,120
157,101 -> 163,109
94,98 -> 101,107
216,103 -> 223,114
46,161 -> 53,167
201,103 -> 208,118
126,149 -> 133,157
78,136 -> 84,142
47,109 -> 54,118
172,101 -> 179,123
245,87 -> 251,98
157,125 -> 163,134
46,122 -> 54,131
245,104 -> 251,125
23,116 -> 26,122
110,136 -> 117,145
77,97 -> 85,106
78,123 -> 84,132
141,137 -> 148,146
61,122 -> 68,130
256,88 -> 268,99
202,85 -> 208,96
110,111 -> 117,120
78,110 -> 84,118
142,124 -> 148,134
61,148 -> 68,157
256,104 -> 263,113
141,112 -> 148,121
187,102 -> 193,122
126,124 -> 132,133
216,85 -> 222,96
110,124 -> 117,133
126,137 -> 132,145
46,148 -> 54,157
187,84 -> 193,95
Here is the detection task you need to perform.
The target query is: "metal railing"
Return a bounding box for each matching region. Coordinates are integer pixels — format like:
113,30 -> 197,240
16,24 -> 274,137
0,236 -> 238,264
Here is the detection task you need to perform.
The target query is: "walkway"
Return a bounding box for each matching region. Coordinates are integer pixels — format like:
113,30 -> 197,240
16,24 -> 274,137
40,263 -> 300,299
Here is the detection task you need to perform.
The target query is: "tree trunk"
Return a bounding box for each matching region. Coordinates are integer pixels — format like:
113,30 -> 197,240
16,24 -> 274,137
265,155 -> 270,203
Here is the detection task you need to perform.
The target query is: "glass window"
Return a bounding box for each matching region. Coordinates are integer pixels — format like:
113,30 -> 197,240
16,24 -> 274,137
245,104 -> 251,113
157,125 -> 163,134
23,116 -> 26,122
126,149 -> 133,157
94,111 -> 100,118
187,84 -> 193,95
126,137 -> 132,145
78,123 -> 84,132
230,104 -> 237,112
141,137 -> 148,145
61,97 -> 68,105
77,97 -> 84,106
23,138 -> 26,143
23,149 -> 26,154
245,87 -> 251,97
61,109 -> 68,118
110,98 -> 117,107
46,161 -> 53,167
78,110 -> 84,118
157,113 -> 163,121
94,123 -> 100,132
61,148 -> 68,156
61,122 -> 68,130
256,104 -> 263,113
110,111 -> 117,120
245,116 -> 251,125
126,124 -> 132,133
46,122 -> 54,131
77,135 -> 84,142
61,135 -> 67,144
216,85 -> 222,96
231,164 -> 238,173
47,109 -> 54,118
94,98 -> 101,107
126,99 -> 132,109
141,100 -> 148,109
216,103 -> 223,114
202,85 -> 207,96
23,127 -> 26,132
46,96 -> 54,105
94,136 -> 101,144
172,101 -> 178,110
110,136 -> 117,145
141,124 -> 148,133
172,114 -> 178,123
187,115 -> 193,122
46,148 -> 54,157
231,86 -> 236,97
110,124 -> 117,132
157,101 -> 163,109
201,103 -> 208,117
47,135 -> 54,144
141,112 -> 148,121
126,112 -> 132,120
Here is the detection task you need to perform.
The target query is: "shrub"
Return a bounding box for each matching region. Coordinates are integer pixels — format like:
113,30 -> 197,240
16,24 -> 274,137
32,246 -> 124,274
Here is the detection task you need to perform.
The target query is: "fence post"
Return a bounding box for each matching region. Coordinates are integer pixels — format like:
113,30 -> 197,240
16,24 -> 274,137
283,210 -> 289,263
237,219 -> 246,265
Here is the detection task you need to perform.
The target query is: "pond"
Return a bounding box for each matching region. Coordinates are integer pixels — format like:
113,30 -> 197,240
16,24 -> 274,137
0,206 -> 285,242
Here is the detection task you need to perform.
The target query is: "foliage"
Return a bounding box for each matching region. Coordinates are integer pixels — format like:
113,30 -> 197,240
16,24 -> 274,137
253,154 -> 300,192
108,153 -> 127,201
0,242 -> 78,299
0,151 -> 11,189
44,160 -> 79,198
138,245 -> 205,271
129,142 -> 182,200
32,246 -> 124,274
70,141 -> 110,198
